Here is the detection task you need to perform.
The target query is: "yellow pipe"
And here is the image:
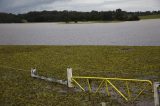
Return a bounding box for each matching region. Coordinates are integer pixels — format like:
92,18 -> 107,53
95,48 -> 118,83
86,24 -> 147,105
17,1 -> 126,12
72,78 -> 85,91
126,81 -> 131,99
95,80 -> 104,93
71,76 -> 152,102
72,76 -> 152,85
133,83 -> 149,101
87,79 -> 92,92
106,80 -> 128,101
105,80 -> 110,96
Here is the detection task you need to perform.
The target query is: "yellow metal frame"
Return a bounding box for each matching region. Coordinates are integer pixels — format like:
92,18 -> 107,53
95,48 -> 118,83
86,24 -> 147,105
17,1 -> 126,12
71,76 -> 152,102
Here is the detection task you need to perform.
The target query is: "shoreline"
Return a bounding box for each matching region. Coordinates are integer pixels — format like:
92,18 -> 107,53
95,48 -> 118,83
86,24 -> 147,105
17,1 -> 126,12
0,18 -> 160,24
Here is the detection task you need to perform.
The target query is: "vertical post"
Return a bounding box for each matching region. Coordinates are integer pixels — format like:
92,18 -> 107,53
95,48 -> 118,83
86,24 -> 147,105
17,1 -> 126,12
67,67 -> 73,87
101,102 -> 106,106
154,82 -> 160,106
31,68 -> 36,77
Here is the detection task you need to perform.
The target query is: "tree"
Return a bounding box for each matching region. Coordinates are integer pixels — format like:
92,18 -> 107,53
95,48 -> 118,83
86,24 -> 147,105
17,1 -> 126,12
5,9 -> 160,23
115,9 -> 128,20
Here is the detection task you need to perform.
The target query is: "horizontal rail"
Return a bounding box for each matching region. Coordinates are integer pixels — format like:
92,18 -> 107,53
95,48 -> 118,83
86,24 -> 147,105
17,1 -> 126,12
72,76 -> 152,85
31,69 -> 67,85
71,76 -> 153,102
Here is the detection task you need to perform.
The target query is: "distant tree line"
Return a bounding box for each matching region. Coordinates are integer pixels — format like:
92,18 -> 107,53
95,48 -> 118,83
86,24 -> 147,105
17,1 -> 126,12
0,13 -> 21,23
0,9 -> 160,23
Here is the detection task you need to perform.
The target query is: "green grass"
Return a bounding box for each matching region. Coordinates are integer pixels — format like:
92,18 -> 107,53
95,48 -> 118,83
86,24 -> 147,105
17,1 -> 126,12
140,14 -> 160,19
0,46 -> 160,106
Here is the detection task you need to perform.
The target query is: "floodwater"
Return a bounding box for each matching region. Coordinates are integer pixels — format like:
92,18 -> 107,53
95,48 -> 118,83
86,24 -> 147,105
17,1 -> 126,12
0,19 -> 160,46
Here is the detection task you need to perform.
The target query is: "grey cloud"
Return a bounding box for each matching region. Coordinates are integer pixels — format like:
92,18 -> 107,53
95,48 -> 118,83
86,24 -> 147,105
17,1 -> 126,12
53,0 -> 160,12
103,0 -> 132,4
0,0 -> 69,13
0,0 -> 160,13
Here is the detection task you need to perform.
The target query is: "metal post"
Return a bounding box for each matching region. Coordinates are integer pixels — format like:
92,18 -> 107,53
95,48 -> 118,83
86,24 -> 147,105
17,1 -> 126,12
67,67 -> 73,87
31,68 -> 36,77
101,102 -> 106,106
154,82 -> 160,106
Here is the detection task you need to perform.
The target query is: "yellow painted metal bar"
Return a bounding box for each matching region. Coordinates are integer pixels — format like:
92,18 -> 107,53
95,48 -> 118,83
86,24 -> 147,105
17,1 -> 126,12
87,79 -> 92,92
126,81 -> 131,99
133,83 -> 149,101
105,80 -> 110,96
106,80 -> 128,101
72,78 -> 85,91
72,76 -> 152,85
71,76 -> 152,102
95,80 -> 104,93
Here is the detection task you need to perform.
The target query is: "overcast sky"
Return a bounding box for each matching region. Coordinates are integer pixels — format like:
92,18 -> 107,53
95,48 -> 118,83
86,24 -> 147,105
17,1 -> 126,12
0,0 -> 160,13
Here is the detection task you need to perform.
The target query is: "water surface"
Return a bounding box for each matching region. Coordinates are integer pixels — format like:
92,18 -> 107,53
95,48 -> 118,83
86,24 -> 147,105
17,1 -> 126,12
0,19 -> 160,45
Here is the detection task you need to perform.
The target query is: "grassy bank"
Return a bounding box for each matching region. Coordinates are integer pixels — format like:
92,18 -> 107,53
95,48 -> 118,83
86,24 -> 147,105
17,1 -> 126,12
58,21 -> 123,24
140,14 -> 160,19
0,46 -> 160,106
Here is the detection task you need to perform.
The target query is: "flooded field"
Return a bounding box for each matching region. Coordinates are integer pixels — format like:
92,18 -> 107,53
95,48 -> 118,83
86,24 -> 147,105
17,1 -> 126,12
0,19 -> 160,45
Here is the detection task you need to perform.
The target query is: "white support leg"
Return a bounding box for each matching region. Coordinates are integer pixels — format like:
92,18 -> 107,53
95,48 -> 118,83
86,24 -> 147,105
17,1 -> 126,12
67,68 -> 73,87
31,68 -> 37,77
101,102 -> 106,106
154,82 -> 160,106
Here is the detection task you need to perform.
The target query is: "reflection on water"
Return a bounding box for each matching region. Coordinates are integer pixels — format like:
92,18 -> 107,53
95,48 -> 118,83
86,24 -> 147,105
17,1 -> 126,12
0,19 -> 160,45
